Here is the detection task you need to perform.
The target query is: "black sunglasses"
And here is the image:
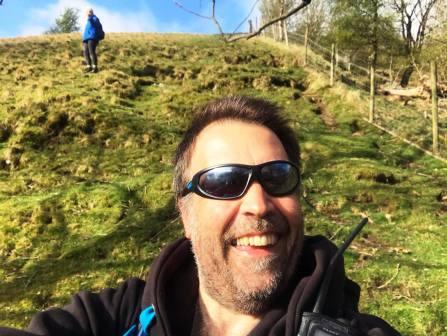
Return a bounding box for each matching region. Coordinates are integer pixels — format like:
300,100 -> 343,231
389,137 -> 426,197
182,160 -> 300,200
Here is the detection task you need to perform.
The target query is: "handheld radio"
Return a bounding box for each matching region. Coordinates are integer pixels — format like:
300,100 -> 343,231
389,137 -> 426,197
297,217 -> 368,336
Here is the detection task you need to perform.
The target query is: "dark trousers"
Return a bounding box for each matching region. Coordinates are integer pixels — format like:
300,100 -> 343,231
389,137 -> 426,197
83,40 -> 98,67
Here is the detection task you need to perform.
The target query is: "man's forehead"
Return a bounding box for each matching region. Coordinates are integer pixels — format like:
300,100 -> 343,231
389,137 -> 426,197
187,120 -> 288,173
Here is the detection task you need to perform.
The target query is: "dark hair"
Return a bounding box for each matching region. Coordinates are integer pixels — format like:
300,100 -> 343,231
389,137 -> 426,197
173,96 -> 300,203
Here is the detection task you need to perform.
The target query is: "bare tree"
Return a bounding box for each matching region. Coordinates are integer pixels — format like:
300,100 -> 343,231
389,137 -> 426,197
420,0 -> 447,43
390,0 -> 441,86
260,0 -> 296,41
421,0 -> 447,80
173,0 -> 311,42
291,0 -> 331,42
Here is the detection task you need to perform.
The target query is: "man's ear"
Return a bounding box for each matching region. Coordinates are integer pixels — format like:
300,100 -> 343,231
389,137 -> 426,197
178,198 -> 192,239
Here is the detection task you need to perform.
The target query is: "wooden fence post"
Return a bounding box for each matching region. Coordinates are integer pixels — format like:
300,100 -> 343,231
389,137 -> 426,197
304,25 -> 308,66
389,56 -> 393,85
431,61 -> 439,155
335,45 -> 339,68
369,56 -> 376,123
330,43 -> 335,87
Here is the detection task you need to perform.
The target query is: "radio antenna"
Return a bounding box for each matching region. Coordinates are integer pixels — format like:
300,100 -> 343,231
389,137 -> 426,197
313,217 -> 368,314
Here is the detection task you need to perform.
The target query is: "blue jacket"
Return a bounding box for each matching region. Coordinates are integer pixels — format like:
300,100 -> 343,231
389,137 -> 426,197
83,15 -> 101,42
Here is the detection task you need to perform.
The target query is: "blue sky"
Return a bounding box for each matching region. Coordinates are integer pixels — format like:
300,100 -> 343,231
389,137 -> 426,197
0,0 -> 260,38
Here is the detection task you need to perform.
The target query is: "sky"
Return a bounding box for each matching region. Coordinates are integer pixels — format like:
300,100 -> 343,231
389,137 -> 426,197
0,0 -> 261,38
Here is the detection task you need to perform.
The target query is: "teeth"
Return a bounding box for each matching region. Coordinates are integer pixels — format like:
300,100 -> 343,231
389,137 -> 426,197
235,234 -> 278,247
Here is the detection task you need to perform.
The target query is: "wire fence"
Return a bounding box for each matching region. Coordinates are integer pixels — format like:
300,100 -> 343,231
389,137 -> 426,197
278,31 -> 447,162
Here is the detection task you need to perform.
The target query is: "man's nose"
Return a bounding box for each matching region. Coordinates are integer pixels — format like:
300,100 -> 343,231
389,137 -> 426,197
239,181 -> 273,217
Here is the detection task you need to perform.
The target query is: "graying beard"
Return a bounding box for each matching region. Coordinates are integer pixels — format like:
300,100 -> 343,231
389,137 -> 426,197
234,270 -> 283,314
252,254 -> 277,272
187,210 -> 290,315
193,247 -> 283,314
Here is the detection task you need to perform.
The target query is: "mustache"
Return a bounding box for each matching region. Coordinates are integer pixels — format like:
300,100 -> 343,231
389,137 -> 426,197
223,215 -> 288,243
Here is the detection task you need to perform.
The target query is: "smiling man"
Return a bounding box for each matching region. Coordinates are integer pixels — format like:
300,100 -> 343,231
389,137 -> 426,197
0,96 -> 399,336
178,116 -> 304,335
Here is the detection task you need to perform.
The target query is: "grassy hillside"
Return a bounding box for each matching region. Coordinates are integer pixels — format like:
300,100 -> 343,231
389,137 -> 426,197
0,33 -> 446,335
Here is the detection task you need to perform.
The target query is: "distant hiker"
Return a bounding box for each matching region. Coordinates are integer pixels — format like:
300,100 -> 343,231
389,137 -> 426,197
82,8 -> 104,73
0,97 -> 401,336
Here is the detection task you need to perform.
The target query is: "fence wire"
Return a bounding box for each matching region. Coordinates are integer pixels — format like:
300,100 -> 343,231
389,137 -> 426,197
281,32 -> 447,161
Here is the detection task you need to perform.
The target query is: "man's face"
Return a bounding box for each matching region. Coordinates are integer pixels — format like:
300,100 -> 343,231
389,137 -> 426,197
179,120 -> 304,314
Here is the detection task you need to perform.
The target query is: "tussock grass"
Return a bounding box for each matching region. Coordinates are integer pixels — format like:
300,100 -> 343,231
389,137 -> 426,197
0,33 -> 446,335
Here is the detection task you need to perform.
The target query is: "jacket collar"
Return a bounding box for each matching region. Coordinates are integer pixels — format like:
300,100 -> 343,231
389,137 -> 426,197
142,236 -> 354,336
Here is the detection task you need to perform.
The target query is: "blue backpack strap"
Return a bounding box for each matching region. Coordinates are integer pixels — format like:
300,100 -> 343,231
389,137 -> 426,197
122,305 -> 156,336
139,305 -> 156,335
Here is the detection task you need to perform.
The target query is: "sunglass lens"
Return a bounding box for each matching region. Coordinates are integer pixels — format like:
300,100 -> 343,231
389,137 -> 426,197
199,166 -> 250,199
261,162 -> 299,195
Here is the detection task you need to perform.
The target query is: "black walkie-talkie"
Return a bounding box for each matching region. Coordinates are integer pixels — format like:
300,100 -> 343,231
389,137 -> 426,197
297,217 -> 368,336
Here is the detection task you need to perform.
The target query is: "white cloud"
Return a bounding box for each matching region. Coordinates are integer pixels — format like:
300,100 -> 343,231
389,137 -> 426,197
93,8 -> 157,33
19,0 -> 159,36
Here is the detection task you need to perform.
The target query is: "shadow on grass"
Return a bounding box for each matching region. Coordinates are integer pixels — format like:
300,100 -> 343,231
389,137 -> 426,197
302,124 -> 429,182
0,183 -> 180,328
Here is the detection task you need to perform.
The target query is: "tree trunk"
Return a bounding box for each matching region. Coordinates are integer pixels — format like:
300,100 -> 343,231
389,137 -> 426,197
400,65 -> 415,87
283,19 -> 288,46
279,21 -> 283,41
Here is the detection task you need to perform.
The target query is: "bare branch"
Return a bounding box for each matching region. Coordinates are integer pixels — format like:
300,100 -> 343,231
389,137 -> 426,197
377,264 -> 400,289
174,0 -> 311,43
391,0 -> 441,54
174,0 -> 226,37
173,1 -> 212,19
231,0 -> 261,35
209,0 -> 225,36
211,0 -> 216,17
227,0 -> 312,42
409,0 -> 419,19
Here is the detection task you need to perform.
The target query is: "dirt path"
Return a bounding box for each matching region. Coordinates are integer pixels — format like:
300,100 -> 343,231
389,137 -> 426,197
308,95 -> 337,129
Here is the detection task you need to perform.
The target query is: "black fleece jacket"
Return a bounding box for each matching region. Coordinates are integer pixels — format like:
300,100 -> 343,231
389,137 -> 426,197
0,236 -> 400,336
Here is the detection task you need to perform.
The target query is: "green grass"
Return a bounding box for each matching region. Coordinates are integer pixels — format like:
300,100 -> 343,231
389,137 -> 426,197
0,33 -> 446,335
